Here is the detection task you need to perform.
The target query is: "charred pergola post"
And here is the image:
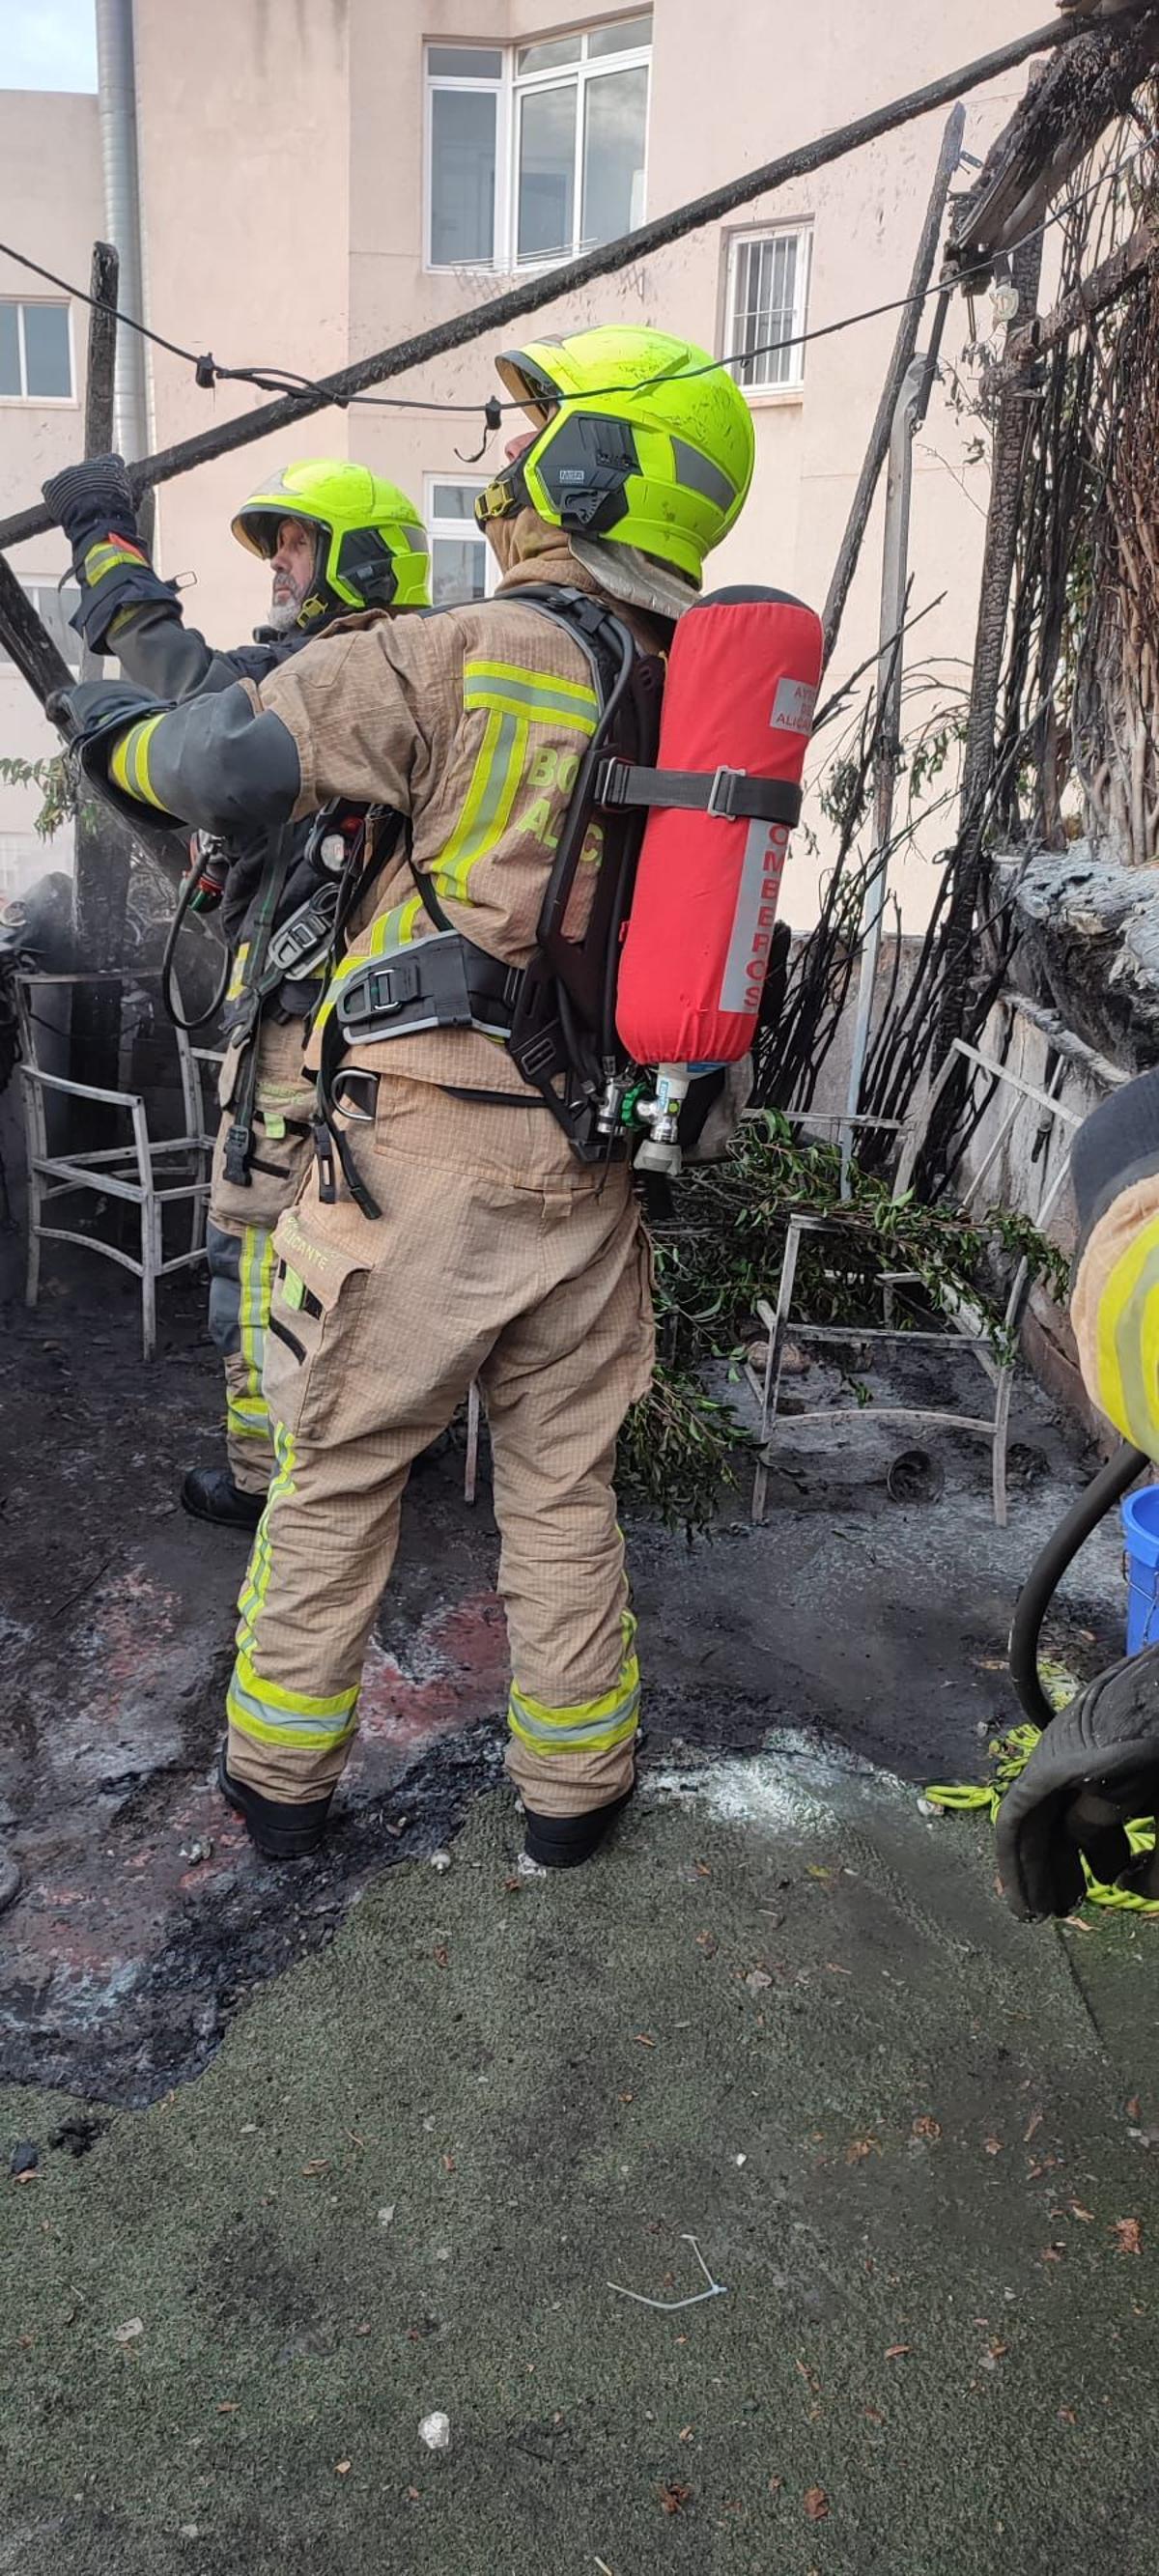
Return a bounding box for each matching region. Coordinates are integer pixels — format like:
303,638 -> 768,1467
932,232 -> 1045,1080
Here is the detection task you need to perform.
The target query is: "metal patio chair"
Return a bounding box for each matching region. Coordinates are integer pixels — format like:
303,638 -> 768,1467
17,971 -> 214,1360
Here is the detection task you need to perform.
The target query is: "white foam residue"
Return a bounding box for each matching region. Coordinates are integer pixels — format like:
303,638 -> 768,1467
646,1735 -> 900,1837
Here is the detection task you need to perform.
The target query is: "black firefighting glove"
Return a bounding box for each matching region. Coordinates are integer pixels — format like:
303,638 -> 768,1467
42,453 -> 138,552
996,1644 -> 1159,1918
42,455 -> 174,655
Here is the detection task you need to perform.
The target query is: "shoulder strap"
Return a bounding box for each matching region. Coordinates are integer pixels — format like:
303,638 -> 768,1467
222,822 -> 296,1183
495,582 -> 635,708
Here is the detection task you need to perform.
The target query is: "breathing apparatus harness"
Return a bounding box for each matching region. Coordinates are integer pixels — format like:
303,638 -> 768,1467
159,793 -> 403,1186
310,584 -> 804,1221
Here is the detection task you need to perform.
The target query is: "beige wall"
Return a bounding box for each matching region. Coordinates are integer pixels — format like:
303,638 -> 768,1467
0,89 -> 101,892
2,3 -> 1050,921
134,0 -> 353,650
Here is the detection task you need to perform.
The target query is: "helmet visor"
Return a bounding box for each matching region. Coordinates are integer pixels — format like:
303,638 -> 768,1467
495,351 -> 562,431
234,504 -> 323,563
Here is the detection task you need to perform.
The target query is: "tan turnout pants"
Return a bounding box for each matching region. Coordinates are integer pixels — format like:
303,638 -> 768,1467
208,1014 -> 317,1492
226,1075 -> 654,1818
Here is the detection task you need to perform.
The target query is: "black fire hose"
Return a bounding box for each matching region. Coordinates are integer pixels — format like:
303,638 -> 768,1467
160,865 -> 231,1033
1007,1441 -> 1148,1732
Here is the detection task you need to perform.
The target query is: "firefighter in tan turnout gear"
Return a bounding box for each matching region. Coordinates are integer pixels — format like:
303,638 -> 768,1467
42,453 -> 430,1529
60,324 -> 756,1867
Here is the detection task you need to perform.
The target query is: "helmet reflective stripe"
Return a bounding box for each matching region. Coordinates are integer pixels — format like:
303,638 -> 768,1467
478,325 -> 754,590
231,457 -> 431,615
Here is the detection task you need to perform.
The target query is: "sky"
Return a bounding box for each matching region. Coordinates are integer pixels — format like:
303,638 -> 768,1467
0,0 -> 97,92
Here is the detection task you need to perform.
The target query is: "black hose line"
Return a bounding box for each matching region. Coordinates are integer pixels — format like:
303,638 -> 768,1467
1007,1441 -> 1148,1732
161,869 -> 231,1032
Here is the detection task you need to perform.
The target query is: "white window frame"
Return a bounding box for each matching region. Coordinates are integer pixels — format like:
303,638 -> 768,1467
0,297 -> 76,406
423,476 -> 498,608
0,578 -> 82,669
425,19 -> 651,274
722,225 -> 813,399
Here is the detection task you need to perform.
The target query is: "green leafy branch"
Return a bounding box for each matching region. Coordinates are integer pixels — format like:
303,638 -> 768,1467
615,1115 -> 1068,1535
0,751 -> 79,841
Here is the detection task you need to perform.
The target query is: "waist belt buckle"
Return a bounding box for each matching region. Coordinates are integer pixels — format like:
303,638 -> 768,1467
340,958 -> 412,1031
595,755 -> 633,810
707,765 -> 747,820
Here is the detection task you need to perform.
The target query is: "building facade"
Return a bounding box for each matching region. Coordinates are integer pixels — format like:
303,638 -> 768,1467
0,0 -> 1049,916
0,88 -> 100,896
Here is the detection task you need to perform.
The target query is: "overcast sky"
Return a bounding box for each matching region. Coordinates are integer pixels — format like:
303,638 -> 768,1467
0,0 -> 97,91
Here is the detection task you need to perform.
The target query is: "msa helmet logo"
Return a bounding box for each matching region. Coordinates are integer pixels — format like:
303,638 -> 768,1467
770,676 -> 817,736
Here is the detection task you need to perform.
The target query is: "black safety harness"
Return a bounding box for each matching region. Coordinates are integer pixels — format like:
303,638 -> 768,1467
219,801 -> 403,1187
308,584 -> 802,1214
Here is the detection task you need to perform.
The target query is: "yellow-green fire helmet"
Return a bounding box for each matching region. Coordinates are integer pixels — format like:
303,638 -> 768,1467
231,458 -> 430,625
475,325 -> 754,590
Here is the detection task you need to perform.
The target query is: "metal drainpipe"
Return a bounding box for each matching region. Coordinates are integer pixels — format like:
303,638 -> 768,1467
94,0 -> 150,477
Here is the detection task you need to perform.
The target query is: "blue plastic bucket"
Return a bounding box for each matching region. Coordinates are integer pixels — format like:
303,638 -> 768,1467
1122,1486 -> 1159,1655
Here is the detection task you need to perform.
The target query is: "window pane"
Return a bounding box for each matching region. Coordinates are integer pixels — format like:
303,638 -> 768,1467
428,45 -> 502,77
430,87 -> 496,264
0,303 -> 20,396
588,14 -> 652,57
431,483 -> 481,520
732,234 -> 802,388
518,82 -> 577,261
431,535 -> 487,608
22,303 -> 71,398
581,66 -> 647,246
517,36 -> 580,72
33,582 -> 81,667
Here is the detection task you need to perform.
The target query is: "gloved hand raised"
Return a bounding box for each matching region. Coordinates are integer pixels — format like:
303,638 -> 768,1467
41,458 -> 167,655
47,675 -> 160,739
42,453 -> 139,551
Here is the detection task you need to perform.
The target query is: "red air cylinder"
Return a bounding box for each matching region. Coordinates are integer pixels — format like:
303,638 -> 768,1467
614,585 -> 823,1066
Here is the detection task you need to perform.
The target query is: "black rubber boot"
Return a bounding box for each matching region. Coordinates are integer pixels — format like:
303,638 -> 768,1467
182,1466 -> 266,1531
523,1784 -> 635,1871
216,1743 -> 332,1858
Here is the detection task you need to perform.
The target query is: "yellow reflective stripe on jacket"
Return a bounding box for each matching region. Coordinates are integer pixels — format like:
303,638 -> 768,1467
312,892 -> 423,1037
82,538 -> 148,584
464,659 -> 599,734
227,941 -> 251,1004
1093,1210 -> 1159,1448
227,1645 -> 359,1754
436,707 -> 527,907
108,714 -> 167,808
507,1616 -> 640,1759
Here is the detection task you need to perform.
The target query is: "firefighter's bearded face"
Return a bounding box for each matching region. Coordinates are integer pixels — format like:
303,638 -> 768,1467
483,418 -> 557,576
268,516 -> 318,632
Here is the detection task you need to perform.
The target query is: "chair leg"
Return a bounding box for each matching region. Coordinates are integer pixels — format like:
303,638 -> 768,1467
752,1221 -> 802,1525
189,1146 -> 208,1257
24,1175 -> 42,1311
992,1362 -> 1013,1531
138,1191 -> 162,1361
